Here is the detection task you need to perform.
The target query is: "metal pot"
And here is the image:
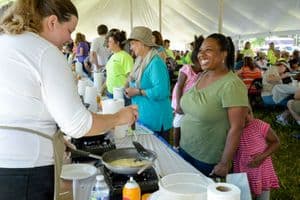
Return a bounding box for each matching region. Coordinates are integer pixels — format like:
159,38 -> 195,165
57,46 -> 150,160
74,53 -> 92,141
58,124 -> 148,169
70,147 -> 157,175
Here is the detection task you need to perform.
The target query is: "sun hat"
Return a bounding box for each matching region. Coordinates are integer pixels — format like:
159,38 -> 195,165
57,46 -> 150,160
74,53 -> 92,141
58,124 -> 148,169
276,59 -> 290,69
128,26 -> 158,47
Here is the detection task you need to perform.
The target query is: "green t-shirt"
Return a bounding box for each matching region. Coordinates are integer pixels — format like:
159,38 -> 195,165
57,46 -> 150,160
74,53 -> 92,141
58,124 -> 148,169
241,49 -> 255,58
267,49 -> 277,65
106,50 -> 133,93
165,49 -> 175,59
180,71 -> 249,164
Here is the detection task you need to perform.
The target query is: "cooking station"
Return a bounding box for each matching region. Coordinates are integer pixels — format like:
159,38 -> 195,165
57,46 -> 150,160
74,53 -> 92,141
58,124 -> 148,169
63,125 -> 209,200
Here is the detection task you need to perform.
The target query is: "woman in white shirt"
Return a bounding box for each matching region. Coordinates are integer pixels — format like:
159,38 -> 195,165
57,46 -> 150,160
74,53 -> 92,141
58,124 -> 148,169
0,0 -> 137,199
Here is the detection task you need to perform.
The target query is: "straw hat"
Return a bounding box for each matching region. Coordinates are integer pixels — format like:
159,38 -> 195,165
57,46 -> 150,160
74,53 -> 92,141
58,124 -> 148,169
276,59 -> 290,69
128,26 -> 157,47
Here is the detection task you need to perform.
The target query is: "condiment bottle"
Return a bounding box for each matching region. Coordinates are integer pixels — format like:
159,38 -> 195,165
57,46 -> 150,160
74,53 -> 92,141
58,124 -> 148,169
122,176 -> 141,200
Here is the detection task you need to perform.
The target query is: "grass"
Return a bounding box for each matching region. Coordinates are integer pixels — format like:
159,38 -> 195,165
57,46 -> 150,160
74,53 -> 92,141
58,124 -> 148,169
253,106 -> 300,200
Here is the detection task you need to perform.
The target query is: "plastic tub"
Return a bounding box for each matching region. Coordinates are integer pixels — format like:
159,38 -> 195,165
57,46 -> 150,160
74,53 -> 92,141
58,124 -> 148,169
157,173 -> 208,200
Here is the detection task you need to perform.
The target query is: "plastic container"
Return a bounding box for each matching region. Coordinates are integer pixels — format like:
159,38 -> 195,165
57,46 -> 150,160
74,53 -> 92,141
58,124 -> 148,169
122,177 -> 141,200
89,175 -> 109,200
158,173 -> 208,200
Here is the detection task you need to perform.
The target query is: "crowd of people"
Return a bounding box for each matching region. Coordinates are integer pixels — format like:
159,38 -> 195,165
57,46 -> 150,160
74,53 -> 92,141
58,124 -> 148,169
3,0 -> 300,200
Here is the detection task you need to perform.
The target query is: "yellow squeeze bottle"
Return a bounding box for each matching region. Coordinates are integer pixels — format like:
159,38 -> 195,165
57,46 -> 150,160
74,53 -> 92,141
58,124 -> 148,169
122,177 -> 141,200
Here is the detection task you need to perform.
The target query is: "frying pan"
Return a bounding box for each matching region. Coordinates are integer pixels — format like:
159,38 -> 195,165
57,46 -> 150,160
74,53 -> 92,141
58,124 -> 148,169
70,147 -> 157,175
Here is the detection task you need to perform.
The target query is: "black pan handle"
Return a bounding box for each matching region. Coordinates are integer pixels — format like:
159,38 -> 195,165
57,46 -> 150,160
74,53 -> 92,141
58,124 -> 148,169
69,148 -> 103,160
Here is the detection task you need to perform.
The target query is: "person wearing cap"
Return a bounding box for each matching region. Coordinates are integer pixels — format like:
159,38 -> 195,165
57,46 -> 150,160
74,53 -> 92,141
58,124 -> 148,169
261,60 -> 292,106
125,26 -> 173,141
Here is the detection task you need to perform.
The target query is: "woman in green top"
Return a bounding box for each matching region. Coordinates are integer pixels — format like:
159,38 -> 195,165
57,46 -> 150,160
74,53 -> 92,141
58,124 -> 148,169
179,33 -> 249,177
103,29 -> 133,101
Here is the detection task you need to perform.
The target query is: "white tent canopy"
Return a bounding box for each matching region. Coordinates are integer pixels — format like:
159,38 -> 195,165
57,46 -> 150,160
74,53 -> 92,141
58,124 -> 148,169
1,0 -> 300,49
72,0 -> 300,49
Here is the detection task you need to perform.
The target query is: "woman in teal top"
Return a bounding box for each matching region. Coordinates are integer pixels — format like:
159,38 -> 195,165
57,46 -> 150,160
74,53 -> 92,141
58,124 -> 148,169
180,33 -> 249,177
125,26 -> 173,141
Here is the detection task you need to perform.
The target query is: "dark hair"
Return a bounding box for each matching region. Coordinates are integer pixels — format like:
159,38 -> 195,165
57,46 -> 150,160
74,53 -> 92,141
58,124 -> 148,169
97,24 -> 108,35
191,35 -> 204,64
74,32 -> 87,46
243,56 -> 255,70
152,30 -> 163,46
207,33 -> 235,70
107,29 -> 127,49
0,0 -> 78,34
244,41 -> 251,49
163,39 -> 170,45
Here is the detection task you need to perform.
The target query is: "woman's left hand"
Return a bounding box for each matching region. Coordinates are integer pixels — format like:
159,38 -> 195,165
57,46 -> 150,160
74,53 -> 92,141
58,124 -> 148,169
210,162 -> 229,177
125,87 -> 139,97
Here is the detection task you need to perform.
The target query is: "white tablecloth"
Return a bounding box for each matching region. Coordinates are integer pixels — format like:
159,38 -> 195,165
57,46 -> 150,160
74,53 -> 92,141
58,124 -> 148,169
115,131 -> 211,185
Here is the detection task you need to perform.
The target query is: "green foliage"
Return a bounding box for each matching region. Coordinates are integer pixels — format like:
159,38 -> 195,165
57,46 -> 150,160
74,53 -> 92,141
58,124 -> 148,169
251,37 -> 266,48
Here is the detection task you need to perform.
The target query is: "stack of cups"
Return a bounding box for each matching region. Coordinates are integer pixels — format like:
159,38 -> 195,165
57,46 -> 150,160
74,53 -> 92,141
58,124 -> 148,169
102,99 -> 127,139
75,62 -> 84,77
93,71 -> 105,92
113,87 -> 124,100
84,86 -> 98,112
78,79 -> 89,97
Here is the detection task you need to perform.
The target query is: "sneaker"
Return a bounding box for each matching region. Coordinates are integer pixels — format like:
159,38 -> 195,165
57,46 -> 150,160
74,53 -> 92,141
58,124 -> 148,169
276,116 -> 289,126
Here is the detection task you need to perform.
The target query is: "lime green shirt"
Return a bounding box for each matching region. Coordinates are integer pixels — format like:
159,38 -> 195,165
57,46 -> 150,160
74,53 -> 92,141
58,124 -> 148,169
267,49 -> 277,65
241,49 -> 255,58
180,71 -> 248,164
165,49 -> 175,59
184,52 -> 192,64
106,50 -> 133,93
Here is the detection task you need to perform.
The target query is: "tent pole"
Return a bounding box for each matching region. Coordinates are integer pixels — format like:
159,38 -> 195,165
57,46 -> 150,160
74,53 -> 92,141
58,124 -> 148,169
218,0 -> 224,33
130,0 -> 133,30
159,0 -> 162,33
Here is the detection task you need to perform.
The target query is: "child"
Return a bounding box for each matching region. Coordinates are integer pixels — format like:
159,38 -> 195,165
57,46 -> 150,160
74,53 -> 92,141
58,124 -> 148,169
171,35 -> 204,149
233,107 -> 280,200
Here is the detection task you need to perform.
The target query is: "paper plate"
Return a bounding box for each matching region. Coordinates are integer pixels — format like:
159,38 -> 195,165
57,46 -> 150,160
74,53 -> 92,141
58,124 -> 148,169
60,163 -> 97,180
149,191 -> 160,200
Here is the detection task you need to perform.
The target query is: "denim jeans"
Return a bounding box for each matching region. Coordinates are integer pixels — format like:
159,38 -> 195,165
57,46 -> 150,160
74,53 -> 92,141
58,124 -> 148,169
0,165 -> 54,200
178,148 -> 216,177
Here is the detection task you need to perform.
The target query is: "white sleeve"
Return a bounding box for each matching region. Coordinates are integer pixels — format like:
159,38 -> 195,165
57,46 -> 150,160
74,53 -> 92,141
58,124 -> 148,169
39,47 -> 92,138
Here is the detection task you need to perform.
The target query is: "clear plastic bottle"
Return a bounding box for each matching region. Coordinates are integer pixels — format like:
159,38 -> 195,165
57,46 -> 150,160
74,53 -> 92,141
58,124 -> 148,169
89,175 -> 109,200
122,176 -> 141,200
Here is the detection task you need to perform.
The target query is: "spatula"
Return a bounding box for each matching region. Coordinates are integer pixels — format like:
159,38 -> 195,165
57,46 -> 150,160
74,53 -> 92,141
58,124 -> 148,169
132,141 -> 153,159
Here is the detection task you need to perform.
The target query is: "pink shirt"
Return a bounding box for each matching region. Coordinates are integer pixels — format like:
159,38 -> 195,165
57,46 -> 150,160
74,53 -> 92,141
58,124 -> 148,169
171,65 -> 200,109
233,119 -> 279,195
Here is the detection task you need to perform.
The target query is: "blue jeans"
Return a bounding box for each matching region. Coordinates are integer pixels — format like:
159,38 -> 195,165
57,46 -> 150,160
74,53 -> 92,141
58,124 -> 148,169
178,148 -> 216,177
262,95 -> 290,107
0,165 -> 54,200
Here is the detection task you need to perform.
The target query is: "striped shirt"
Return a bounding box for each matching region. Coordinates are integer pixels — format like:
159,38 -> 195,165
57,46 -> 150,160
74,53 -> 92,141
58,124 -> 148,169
233,119 -> 279,195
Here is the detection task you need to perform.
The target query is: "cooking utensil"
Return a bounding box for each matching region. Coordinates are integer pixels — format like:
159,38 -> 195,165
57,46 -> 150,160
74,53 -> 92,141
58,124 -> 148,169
132,141 -> 153,159
69,147 -> 157,175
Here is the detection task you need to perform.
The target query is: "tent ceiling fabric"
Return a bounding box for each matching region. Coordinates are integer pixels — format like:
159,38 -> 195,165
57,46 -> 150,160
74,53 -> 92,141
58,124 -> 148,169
72,0 -> 300,48
1,0 -> 300,48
